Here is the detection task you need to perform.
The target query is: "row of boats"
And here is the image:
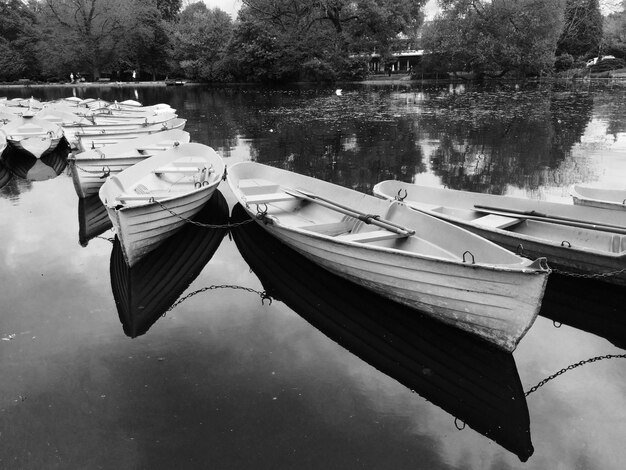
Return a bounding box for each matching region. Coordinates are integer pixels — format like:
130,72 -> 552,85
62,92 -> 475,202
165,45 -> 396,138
3,96 -> 625,356
98,191 -> 626,463
4,95 -> 626,463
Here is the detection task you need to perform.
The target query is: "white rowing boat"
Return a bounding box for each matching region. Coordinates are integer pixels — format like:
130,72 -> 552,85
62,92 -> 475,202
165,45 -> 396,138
570,184 -> 626,211
227,162 -> 550,352
76,118 -> 186,152
69,129 -> 190,198
0,114 -> 66,158
99,142 -> 225,267
373,181 -> 626,286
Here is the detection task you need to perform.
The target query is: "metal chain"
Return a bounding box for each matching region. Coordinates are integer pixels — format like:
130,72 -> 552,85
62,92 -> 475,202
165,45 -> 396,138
166,284 -> 272,313
153,199 -> 255,229
552,266 -> 626,279
516,245 -> 626,279
525,354 -> 626,396
70,161 -> 110,175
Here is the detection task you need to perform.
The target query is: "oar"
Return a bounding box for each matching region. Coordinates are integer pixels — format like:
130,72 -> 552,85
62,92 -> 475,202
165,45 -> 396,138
474,204 -> 626,235
283,188 -> 415,237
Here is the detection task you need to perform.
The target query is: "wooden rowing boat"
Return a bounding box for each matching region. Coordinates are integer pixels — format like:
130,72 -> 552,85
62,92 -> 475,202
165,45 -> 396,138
373,181 -> 626,286
63,112 -> 178,147
99,142 -> 225,267
231,202 -> 534,462
69,129 -> 190,198
110,190 -> 228,337
76,118 -> 186,152
570,184 -> 626,211
227,162 -> 550,352
0,114 -> 66,158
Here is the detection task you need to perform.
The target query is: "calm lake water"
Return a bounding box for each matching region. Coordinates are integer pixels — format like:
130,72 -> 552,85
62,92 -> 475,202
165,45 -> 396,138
2,81 -> 626,469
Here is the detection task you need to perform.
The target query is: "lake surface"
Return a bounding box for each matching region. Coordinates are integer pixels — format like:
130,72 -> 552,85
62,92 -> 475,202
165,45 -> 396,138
2,81 -> 626,469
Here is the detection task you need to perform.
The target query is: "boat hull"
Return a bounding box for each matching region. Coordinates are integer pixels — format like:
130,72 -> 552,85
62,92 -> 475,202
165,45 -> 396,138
228,163 -> 549,352
571,184 -> 626,211
374,181 -> 626,286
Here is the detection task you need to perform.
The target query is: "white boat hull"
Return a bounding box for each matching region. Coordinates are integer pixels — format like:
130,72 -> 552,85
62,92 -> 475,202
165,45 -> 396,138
228,162 -> 549,352
69,129 -> 190,198
99,142 -> 224,267
374,181 -> 626,286
571,184 -> 626,211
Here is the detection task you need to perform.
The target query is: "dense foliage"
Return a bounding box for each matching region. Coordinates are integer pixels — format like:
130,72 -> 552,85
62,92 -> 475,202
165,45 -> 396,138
0,0 -> 621,83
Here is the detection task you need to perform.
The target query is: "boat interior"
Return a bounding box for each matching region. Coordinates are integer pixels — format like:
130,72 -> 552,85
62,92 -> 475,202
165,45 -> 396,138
237,178 -> 531,265
112,157 -> 215,206
408,202 -> 626,255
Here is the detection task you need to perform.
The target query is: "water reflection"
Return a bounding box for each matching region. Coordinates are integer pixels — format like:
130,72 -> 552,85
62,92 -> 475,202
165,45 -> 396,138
1,139 -> 69,181
0,157 -> 11,189
110,190 -> 228,338
230,203 -> 533,462
78,194 -> 112,246
540,274 -> 626,350
416,86 -> 595,193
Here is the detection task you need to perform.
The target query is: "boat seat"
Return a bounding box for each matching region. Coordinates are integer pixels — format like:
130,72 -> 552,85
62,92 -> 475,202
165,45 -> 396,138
238,178 -> 283,196
473,214 -> 520,229
335,230 -> 408,243
244,192 -> 296,205
299,221 -> 354,236
152,166 -> 202,174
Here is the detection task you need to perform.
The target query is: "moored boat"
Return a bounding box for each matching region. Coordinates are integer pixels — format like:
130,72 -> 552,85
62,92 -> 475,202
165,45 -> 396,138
227,162 -> 550,352
99,142 -> 225,267
0,114 -> 66,159
110,190 -> 228,337
231,201 -> 534,461
373,181 -> 626,286
76,118 -> 186,152
570,184 -> 626,211
69,129 -> 190,198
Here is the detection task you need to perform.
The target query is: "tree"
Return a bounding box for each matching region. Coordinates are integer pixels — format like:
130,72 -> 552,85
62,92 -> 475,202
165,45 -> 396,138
120,0 -> 172,80
421,0 -> 566,77
0,0 -> 40,81
39,0 -> 131,80
557,0 -> 603,57
170,2 -> 234,81
231,0 -> 426,82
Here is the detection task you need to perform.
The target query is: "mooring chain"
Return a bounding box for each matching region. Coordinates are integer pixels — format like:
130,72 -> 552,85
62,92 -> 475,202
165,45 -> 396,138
524,354 -> 626,396
516,244 -> 626,279
70,161 -> 111,176
153,199 -> 255,229
551,266 -> 626,279
166,284 -> 272,313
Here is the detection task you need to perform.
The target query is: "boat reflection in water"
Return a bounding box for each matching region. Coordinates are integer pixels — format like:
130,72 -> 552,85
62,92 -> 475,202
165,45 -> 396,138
230,203 -> 534,462
540,274 -> 626,350
78,194 -> 113,247
110,190 -> 228,338
0,138 -> 70,181
0,158 -> 12,189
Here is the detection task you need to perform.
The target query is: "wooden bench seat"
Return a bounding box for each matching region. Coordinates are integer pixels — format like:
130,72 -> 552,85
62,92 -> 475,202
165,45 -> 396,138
473,214 -> 520,229
152,166 -> 203,174
298,221 -> 354,236
244,192 -> 296,205
336,230 -> 408,243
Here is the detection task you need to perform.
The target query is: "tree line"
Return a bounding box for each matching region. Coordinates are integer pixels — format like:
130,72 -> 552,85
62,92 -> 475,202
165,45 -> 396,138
0,0 -> 624,84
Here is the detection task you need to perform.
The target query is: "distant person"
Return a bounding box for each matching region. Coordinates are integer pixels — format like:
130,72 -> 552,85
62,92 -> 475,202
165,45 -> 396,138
70,72 -> 74,83
132,70 -> 136,81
